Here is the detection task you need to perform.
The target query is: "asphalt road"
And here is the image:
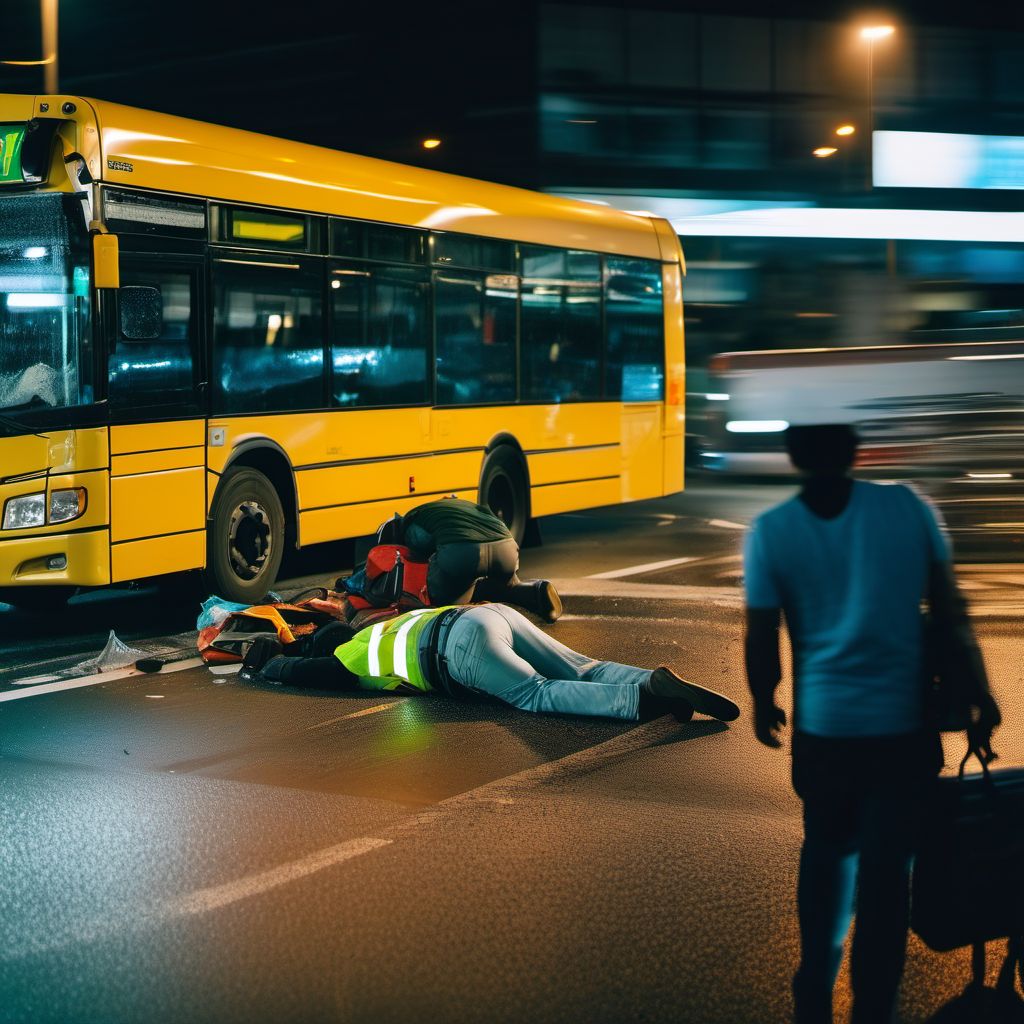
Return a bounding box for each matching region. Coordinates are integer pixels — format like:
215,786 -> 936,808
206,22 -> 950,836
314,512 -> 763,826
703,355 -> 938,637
2,478 -> 1023,1024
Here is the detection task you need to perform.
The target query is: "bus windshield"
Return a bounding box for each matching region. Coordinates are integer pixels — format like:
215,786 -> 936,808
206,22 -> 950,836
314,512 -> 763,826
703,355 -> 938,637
0,193 -> 92,414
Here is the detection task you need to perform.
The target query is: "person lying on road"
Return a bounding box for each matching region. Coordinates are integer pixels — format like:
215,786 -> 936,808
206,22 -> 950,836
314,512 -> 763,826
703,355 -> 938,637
240,603 -> 741,723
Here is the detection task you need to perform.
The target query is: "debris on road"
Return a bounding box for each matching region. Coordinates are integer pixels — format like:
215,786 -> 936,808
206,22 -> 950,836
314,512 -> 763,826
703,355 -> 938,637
74,630 -> 148,674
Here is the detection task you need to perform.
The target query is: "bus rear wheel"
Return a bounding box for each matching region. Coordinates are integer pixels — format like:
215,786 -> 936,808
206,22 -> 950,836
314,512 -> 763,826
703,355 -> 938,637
205,467 -> 285,604
479,446 -> 528,546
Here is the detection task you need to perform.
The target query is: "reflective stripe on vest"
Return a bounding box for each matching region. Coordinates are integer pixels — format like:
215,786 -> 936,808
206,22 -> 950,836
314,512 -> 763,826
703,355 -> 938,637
335,605 -> 456,692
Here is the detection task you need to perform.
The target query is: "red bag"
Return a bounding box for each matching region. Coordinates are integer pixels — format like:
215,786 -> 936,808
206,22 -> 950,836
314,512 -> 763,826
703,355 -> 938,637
361,544 -> 430,608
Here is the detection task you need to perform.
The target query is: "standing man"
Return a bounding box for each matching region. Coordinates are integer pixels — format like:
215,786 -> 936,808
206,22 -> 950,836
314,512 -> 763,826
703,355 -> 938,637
388,495 -> 562,622
743,424 -> 999,1024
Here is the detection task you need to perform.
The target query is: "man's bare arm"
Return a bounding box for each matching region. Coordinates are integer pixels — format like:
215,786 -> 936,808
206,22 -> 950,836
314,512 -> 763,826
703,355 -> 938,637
745,607 -> 786,748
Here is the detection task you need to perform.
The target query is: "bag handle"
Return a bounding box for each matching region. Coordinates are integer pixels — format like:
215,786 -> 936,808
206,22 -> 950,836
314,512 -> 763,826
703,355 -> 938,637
958,734 -> 999,796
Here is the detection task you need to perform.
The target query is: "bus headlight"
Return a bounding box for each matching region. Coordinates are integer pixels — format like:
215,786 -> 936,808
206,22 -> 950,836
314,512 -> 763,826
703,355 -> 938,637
50,488 -> 87,524
3,493 -> 46,530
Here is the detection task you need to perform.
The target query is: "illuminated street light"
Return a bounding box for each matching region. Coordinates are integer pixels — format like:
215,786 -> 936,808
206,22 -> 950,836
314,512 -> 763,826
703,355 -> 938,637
813,147 -> 839,158
421,138 -> 442,150
836,124 -> 857,137
860,24 -> 896,39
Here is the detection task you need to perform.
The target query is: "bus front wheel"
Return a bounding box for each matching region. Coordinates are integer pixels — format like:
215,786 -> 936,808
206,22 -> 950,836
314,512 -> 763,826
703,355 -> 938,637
479,446 -> 528,547
206,467 -> 285,604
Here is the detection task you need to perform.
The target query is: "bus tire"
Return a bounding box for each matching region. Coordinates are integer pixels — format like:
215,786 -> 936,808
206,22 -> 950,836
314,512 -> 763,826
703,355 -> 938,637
479,445 -> 528,546
205,467 -> 285,604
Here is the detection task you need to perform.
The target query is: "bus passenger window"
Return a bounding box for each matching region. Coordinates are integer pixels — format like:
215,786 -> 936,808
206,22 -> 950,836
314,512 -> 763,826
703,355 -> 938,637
520,245 -> 601,403
434,271 -> 516,405
330,264 -> 429,407
212,260 -> 324,413
109,265 -> 198,413
605,258 -> 665,402
367,225 -> 425,264
432,233 -> 515,272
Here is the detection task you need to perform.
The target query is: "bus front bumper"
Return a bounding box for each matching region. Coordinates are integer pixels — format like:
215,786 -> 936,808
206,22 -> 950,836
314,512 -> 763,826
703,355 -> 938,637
0,529 -> 110,588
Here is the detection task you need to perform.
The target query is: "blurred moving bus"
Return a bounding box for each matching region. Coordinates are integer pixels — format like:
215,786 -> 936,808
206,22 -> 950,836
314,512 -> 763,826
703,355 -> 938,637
0,95 -> 685,605
701,341 -> 1024,477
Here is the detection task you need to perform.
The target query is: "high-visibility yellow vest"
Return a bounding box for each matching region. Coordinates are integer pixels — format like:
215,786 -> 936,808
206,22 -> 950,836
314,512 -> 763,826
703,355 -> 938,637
333,606 -> 457,692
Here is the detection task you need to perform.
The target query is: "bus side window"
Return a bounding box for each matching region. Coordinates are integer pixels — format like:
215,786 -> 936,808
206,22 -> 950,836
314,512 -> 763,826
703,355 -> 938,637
109,263 -> 199,414
212,258 -> 325,414
520,245 -> 601,404
605,258 -> 665,402
330,263 -> 429,408
434,270 -> 516,405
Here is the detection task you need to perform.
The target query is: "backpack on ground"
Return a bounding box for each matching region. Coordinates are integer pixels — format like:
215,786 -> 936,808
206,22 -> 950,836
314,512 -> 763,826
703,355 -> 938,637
340,543 -> 430,610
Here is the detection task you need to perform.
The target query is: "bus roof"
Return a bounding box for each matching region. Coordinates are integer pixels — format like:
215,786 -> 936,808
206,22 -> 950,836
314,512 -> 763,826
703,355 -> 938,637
1,93 -> 669,261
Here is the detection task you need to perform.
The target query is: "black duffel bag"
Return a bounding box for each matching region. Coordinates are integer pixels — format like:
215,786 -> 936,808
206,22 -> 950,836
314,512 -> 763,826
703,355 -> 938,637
912,744 -> 1024,954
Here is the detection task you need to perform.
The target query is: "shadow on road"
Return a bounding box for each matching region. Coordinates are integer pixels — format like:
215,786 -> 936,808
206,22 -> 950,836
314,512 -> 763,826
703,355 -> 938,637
925,986 -> 1024,1022
647,718 -> 730,745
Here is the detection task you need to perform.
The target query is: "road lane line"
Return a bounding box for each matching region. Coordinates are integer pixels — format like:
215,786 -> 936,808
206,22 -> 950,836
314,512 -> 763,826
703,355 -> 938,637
161,837 -> 392,919
305,702 -> 400,730
708,518 -> 747,531
553,579 -> 743,603
0,837 -> 394,960
0,657 -> 205,702
587,556 -> 698,580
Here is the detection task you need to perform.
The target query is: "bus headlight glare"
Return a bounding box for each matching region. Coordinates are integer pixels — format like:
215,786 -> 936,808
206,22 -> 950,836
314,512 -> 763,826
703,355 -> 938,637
50,488 -> 87,524
3,493 -> 46,530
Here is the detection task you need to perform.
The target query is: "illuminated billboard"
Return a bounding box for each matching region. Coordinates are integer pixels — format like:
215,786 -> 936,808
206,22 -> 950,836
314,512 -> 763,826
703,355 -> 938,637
874,131 -> 1024,190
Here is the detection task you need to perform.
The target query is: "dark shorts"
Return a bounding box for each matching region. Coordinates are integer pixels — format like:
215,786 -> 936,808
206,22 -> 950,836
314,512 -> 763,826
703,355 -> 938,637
791,729 -> 943,802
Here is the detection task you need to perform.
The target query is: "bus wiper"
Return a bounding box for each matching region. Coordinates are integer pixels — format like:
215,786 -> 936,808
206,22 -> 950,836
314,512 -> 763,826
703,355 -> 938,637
0,411 -> 33,436
0,399 -> 47,436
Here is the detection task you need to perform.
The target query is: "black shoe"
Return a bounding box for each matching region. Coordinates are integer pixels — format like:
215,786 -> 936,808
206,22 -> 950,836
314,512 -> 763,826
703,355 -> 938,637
535,580 -> 563,623
637,690 -> 694,722
648,667 -> 740,722
242,635 -> 283,674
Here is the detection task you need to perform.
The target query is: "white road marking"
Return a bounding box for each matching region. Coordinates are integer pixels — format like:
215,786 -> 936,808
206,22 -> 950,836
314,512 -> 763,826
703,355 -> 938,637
305,702 -> 400,730
0,657 -> 205,703
552,578 -> 742,604
587,556 -> 698,580
161,837 -> 392,919
708,518 -> 747,531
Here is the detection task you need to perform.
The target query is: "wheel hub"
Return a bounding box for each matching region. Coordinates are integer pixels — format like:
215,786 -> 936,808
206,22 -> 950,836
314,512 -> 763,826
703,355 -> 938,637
487,474 -> 515,528
227,500 -> 272,581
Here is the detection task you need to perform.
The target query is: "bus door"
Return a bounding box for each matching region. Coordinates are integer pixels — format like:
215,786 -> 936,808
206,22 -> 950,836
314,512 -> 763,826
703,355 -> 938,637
106,252 -> 207,584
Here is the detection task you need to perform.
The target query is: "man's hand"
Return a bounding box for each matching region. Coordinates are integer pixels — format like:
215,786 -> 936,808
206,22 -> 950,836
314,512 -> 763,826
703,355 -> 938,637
754,703 -> 787,749
969,692 -> 1002,763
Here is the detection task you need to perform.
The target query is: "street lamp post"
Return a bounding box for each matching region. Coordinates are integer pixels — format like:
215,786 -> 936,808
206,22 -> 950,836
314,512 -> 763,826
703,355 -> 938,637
0,0 -> 58,93
859,24 -> 895,190
41,0 -> 58,94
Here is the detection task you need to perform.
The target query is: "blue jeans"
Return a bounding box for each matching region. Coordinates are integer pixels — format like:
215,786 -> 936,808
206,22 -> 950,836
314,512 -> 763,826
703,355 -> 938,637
791,731 -> 941,1024
444,605 -> 645,719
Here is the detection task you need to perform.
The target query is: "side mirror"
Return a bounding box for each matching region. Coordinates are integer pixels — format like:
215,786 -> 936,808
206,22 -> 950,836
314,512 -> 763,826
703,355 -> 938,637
119,285 -> 162,341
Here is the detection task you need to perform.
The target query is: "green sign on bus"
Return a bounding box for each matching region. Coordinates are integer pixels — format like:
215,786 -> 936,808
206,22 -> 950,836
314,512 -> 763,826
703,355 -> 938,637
0,125 -> 26,183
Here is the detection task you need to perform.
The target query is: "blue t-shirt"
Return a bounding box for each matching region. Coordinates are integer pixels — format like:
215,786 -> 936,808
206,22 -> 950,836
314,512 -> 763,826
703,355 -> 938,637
743,481 -> 950,738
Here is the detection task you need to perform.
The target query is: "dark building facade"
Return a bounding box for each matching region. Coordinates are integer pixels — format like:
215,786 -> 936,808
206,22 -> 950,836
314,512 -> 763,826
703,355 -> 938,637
3,0 -> 1022,383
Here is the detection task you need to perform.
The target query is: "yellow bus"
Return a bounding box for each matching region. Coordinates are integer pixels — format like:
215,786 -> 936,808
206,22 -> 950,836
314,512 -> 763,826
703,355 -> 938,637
0,94 -> 685,605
